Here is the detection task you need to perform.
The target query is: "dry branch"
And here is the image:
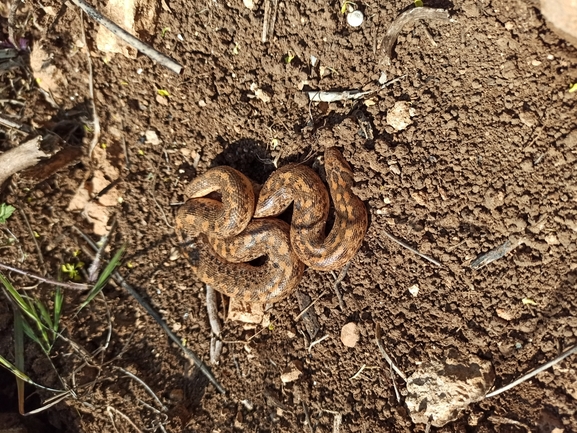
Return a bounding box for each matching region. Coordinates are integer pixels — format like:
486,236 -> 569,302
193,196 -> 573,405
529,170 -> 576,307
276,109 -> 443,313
69,0 -> 183,74
0,137 -> 49,187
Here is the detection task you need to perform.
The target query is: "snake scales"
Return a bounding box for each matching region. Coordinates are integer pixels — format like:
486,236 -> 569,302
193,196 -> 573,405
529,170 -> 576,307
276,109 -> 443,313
176,147 -> 368,303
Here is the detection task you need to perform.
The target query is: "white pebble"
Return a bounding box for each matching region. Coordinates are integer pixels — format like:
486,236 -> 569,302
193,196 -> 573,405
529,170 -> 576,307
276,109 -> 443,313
347,10 -> 364,27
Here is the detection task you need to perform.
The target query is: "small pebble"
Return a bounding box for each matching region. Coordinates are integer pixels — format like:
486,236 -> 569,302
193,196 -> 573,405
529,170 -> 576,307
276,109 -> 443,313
340,322 -> 360,348
347,10 -> 364,27
408,284 -> 419,297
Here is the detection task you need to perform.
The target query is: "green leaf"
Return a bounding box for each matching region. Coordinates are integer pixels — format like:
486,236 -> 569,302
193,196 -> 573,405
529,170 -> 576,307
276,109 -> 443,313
53,287 -> 63,334
0,354 -> 63,392
35,299 -> 54,339
284,52 -> 295,64
0,273 -> 37,322
414,0 -> 423,6
78,245 -> 126,312
569,83 -> 577,93
0,203 -> 16,223
157,89 -> 170,97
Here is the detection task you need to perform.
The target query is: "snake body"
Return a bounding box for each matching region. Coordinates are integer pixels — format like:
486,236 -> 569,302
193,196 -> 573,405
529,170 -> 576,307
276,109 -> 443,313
254,147 -> 368,270
176,147 -> 367,303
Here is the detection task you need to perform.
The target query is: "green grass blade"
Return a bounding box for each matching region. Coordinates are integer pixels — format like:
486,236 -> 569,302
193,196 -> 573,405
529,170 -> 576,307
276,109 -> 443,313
0,355 -> 64,393
13,310 -> 25,414
0,273 -> 38,321
53,286 -> 63,333
35,299 -> 54,333
20,318 -> 49,353
78,245 -> 125,312
24,298 -> 50,353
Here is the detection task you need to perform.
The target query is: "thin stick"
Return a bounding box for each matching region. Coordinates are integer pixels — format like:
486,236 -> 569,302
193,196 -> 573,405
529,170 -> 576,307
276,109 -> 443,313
210,338 -> 223,365
69,0 -> 183,74
107,406 -> 143,433
0,262 -> 88,290
261,0 -> 279,43
302,401 -> 314,433
79,10 -> 101,157
390,363 -> 400,402
295,291 -> 326,321
113,272 -> 226,394
87,219 -> 117,283
349,364 -> 366,380
115,367 -> 168,412
0,114 -> 26,130
382,230 -> 442,267
333,412 -> 342,433
485,342 -> 577,398
206,285 -> 221,336
308,334 -> 329,352
17,206 -> 46,273
375,324 -> 407,381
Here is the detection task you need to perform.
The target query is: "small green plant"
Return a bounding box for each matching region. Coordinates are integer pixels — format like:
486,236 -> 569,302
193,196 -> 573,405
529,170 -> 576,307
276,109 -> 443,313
0,203 -> 15,223
0,243 -> 128,415
414,0 -> 423,7
161,27 -> 171,37
284,51 -> 295,64
0,273 -> 63,354
61,262 -> 85,281
340,0 -> 356,14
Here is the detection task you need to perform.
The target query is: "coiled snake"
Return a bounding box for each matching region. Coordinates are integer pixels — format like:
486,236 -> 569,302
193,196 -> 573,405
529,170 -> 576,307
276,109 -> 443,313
176,147 -> 368,303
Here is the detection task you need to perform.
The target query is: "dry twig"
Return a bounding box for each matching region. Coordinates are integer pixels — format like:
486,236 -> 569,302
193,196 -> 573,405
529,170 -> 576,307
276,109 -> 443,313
294,290 -> 326,321
485,342 -> 577,398
382,230 -> 442,267
331,262 -> 351,310
0,137 -> 49,186
375,324 -> 407,381
114,367 -> 167,412
0,262 -> 88,290
69,0 -> 183,74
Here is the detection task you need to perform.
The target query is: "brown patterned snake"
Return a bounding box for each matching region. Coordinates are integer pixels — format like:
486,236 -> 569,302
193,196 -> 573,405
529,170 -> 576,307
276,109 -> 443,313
176,147 -> 368,303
